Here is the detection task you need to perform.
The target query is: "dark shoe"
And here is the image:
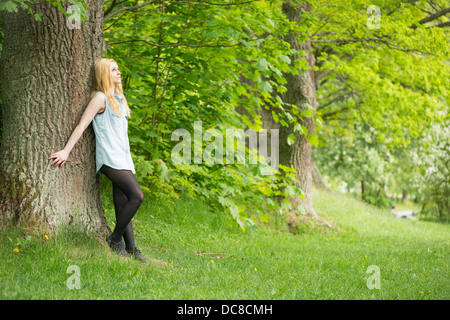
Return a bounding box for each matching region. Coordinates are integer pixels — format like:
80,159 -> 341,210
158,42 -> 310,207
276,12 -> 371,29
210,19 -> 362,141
127,247 -> 146,262
106,235 -> 129,257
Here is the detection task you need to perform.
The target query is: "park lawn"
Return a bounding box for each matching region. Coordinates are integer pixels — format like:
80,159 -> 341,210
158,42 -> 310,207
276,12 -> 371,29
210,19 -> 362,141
0,187 -> 448,300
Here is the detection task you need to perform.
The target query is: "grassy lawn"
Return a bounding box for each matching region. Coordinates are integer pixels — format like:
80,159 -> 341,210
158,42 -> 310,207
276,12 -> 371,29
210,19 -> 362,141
1,187 -> 448,300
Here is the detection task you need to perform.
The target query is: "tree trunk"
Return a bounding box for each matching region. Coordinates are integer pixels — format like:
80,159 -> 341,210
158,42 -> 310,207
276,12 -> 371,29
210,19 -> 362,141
234,2 -> 319,218
278,0 -> 318,217
361,180 -> 365,198
312,160 -> 330,191
0,1 -> 108,235
402,188 -> 408,204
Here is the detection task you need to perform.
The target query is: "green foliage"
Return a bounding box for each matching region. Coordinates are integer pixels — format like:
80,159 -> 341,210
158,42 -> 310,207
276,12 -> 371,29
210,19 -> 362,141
0,0 -> 88,21
313,0 -> 449,144
103,0 -> 311,230
414,122 -> 450,222
0,0 -> 31,13
313,122 -> 392,207
311,0 -> 449,213
1,0 -> 447,228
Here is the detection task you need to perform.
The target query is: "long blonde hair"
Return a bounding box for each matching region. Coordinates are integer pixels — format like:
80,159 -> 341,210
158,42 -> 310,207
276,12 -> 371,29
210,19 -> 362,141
91,57 -> 131,118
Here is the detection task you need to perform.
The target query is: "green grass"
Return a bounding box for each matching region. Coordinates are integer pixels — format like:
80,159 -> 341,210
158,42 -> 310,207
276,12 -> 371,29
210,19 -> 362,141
1,187 -> 448,300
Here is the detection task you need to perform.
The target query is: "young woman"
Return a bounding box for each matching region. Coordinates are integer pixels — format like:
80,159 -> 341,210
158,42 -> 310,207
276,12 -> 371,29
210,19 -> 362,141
49,58 -> 145,262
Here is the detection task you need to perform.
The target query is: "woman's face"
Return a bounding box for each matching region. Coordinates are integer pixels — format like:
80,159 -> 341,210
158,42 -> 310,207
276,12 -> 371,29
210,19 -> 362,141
110,61 -> 121,85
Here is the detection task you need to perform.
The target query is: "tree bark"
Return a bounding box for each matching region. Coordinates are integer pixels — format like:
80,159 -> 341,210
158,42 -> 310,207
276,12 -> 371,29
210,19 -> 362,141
361,180 -> 365,198
278,0 -> 318,217
312,160 -> 329,190
402,188 -> 408,203
0,1 -> 108,235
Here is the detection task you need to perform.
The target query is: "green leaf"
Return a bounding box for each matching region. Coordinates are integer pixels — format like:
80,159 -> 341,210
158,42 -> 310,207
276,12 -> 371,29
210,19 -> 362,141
272,110 -> 279,123
315,117 -> 323,130
307,134 -> 318,146
301,109 -> 314,118
158,161 -> 170,182
141,186 -> 151,194
281,198 -> 292,211
137,160 -> 154,178
0,1 -> 18,12
260,81 -> 273,94
259,213 -> 270,223
256,58 -> 269,72
284,184 -> 296,196
278,54 -> 291,64
287,133 -> 296,146
297,205 -> 306,216
294,123 -> 304,134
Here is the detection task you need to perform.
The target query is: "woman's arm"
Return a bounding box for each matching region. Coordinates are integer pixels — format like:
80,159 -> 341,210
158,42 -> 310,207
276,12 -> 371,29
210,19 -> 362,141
49,94 -> 105,167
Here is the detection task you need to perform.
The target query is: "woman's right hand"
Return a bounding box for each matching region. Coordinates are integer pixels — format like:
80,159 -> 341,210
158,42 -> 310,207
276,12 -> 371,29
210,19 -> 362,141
47,93 -> 104,168
48,149 -> 70,167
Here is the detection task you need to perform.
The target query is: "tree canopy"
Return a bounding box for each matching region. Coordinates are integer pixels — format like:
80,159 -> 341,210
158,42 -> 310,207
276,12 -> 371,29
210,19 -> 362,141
1,0 -> 448,228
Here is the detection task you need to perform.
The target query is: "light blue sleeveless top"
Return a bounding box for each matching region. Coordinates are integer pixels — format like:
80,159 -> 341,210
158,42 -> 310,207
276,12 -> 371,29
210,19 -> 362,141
92,91 -> 136,175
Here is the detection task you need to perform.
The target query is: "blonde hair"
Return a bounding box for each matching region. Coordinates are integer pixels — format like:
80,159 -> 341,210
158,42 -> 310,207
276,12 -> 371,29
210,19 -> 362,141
91,57 -> 131,118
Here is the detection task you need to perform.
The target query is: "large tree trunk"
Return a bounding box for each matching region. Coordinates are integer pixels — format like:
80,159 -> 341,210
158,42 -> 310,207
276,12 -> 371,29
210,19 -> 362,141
0,1 -> 108,235
278,0 -> 318,217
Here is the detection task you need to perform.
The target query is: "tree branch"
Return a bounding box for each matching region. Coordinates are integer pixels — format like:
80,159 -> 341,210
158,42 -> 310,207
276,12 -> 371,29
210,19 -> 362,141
431,21 -> 450,28
315,69 -> 334,81
104,0 -> 117,17
410,6 -> 450,28
311,37 -> 387,44
322,106 -> 348,119
171,0 -> 260,6
104,11 -> 129,31
310,37 -> 431,55
107,38 -> 239,48
104,0 -> 157,21
317,94 -> 346,111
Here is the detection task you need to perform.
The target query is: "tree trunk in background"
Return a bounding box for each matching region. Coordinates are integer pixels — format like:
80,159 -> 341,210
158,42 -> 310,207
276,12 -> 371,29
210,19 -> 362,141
278,0 -> 318,217
312,160 -> 330,190
402,188 -> 408,203
0,1 -> 108,235
361,180 -> 365,198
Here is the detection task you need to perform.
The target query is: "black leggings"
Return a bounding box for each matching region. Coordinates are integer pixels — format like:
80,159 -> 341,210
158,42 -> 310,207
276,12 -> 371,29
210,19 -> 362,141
100,165 -> 144,249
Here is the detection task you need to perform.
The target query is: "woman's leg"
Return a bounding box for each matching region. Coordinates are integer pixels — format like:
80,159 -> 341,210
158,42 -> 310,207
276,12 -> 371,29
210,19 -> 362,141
100,165 -> 144,245
112,183 -> 136,251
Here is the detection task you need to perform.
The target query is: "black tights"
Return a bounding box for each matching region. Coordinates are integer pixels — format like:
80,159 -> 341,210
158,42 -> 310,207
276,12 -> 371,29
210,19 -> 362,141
100,165 -> 144,250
